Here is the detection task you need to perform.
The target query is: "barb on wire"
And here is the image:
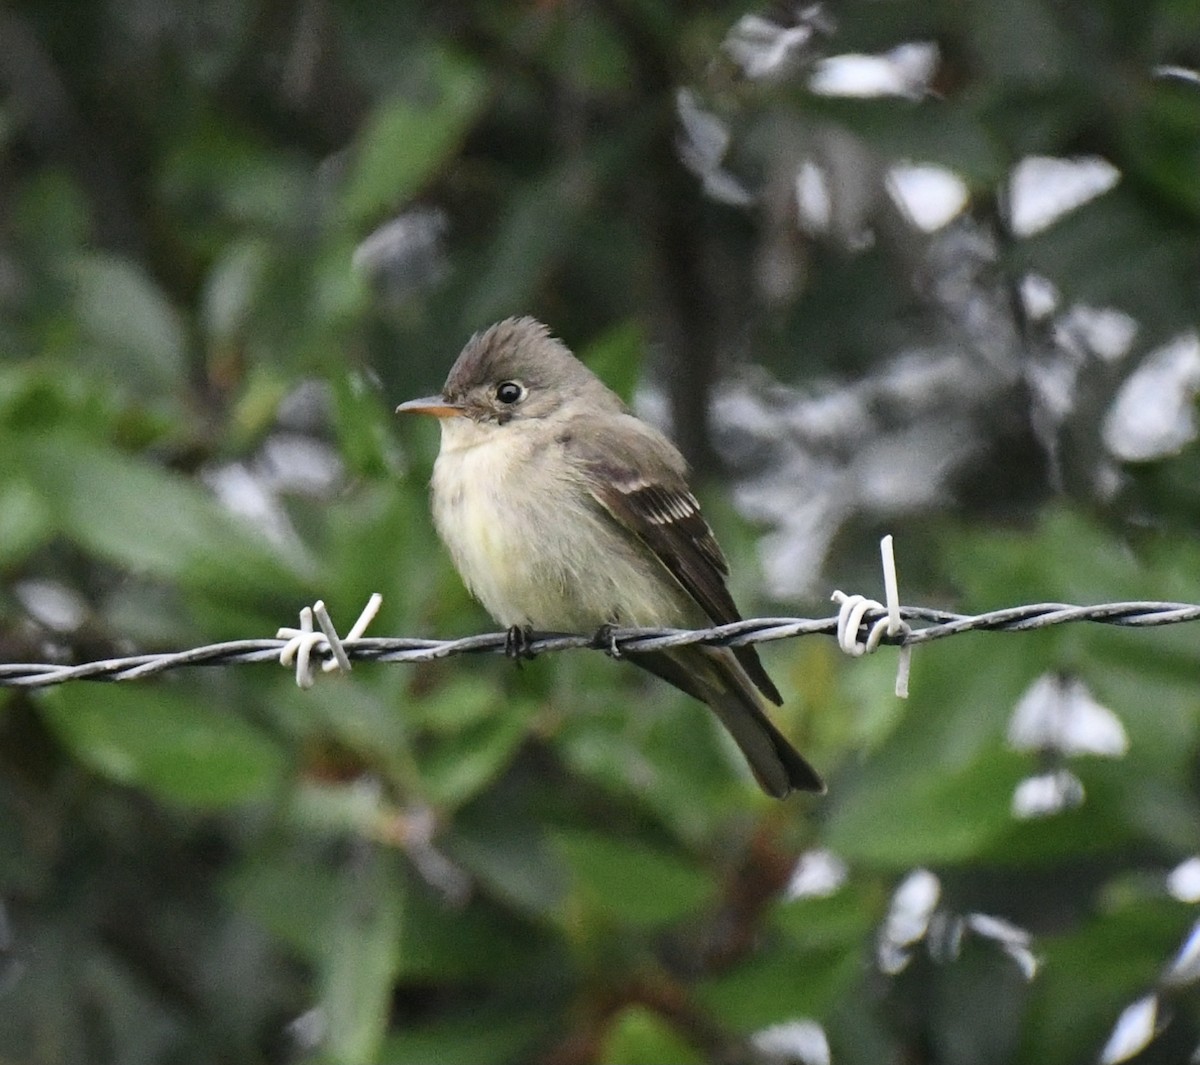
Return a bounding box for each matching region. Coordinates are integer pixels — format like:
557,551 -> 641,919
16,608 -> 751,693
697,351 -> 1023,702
3,599 -> 1200,689
277,595 -> 383,688
831,535 -> 912,696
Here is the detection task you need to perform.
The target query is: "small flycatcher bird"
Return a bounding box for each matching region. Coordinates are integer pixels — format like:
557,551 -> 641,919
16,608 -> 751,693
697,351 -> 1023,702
396,317 -> 824,797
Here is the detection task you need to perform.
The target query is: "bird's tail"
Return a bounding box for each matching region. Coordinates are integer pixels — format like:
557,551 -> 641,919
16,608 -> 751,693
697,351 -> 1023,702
634,647 -> 825,798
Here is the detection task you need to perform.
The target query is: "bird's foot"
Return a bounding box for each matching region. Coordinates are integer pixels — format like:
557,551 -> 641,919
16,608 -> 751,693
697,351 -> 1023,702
505,624 -> 537,663
592,623 -> 622,658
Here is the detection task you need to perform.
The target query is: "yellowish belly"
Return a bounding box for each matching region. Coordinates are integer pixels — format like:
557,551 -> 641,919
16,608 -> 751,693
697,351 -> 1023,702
430,428 -> 685,631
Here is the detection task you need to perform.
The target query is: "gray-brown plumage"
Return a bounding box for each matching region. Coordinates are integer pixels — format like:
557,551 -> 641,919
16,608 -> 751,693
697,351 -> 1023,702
396,317 -> 824,797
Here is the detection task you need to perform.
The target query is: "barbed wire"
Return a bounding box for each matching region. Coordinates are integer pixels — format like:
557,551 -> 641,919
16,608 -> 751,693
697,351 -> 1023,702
3,599 -> 1200,690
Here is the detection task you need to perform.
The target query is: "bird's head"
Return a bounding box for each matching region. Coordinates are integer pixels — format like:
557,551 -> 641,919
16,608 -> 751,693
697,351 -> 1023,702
396,317 -> 622,429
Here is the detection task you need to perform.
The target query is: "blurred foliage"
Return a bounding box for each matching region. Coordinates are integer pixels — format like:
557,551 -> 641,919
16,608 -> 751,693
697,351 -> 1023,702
1,1 -> 1199,1064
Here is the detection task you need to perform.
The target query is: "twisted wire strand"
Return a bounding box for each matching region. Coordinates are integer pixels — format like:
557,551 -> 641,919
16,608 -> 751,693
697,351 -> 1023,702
3,600 -> 1200,689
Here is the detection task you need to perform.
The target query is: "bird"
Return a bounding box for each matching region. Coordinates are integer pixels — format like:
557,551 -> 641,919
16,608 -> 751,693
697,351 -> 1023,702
396,316 -> 824,797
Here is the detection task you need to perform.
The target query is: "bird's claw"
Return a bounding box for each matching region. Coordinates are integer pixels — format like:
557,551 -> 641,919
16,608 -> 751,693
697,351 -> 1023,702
593,623 -> 622,658
505,625 -> 536,663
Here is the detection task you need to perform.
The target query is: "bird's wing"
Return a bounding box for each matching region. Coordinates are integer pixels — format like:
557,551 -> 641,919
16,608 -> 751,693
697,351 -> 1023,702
565,414 -> 783,705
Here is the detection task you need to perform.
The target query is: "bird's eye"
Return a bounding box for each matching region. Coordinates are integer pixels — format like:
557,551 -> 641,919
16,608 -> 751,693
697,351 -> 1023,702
495,381 -> 525,404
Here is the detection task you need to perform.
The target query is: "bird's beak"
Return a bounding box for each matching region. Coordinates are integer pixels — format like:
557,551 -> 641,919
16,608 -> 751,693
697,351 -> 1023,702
395,395 -> 463,419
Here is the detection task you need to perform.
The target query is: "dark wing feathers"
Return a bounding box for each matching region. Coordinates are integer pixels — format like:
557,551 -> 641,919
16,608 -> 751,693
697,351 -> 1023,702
624,481 -> 730,577
571,423 -> 783,706
592,472 -> 735,618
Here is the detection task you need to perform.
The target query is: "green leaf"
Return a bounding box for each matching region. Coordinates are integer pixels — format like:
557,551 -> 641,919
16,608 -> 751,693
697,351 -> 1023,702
321,861 -> 404,1065
380,1008 -> 543,1065
699,947 -> 855,1032
580,320 -> 644,406
201,238 -> 270,344
228,854 -> 341,962
406,674 -> 503,733
288,781 -> 404,839
555,689 -> 750,837
773,886 -> 881,955
1020,898 -> 1193,1063
946,508 -> 1149,607
600,1006 -> 703,1065
159,118 -> 311,232
67,252 -> 187,396
554,831 -> 712,927
396,884 -> 551,982
448,803 -> 570,916
40,684 -> 285,808
12,169 -> 90,252
329,367 -> 400,481
1121,82 -> 1200,218
824,749 -> 1019,868
1011,189 -> 1197,333
0,477 -> 51,564
15,432 -> 312,602
460,168 -> 587,325
340,52 -> 486,224
804,96 -> 1001,183
418,707 -> 530,807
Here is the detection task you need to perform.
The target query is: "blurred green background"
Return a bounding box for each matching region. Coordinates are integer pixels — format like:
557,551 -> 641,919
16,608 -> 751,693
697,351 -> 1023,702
2,1 -> 1200,1063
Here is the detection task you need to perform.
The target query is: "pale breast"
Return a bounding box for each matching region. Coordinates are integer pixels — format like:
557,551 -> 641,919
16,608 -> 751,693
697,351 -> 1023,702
429,421 -> 687,630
